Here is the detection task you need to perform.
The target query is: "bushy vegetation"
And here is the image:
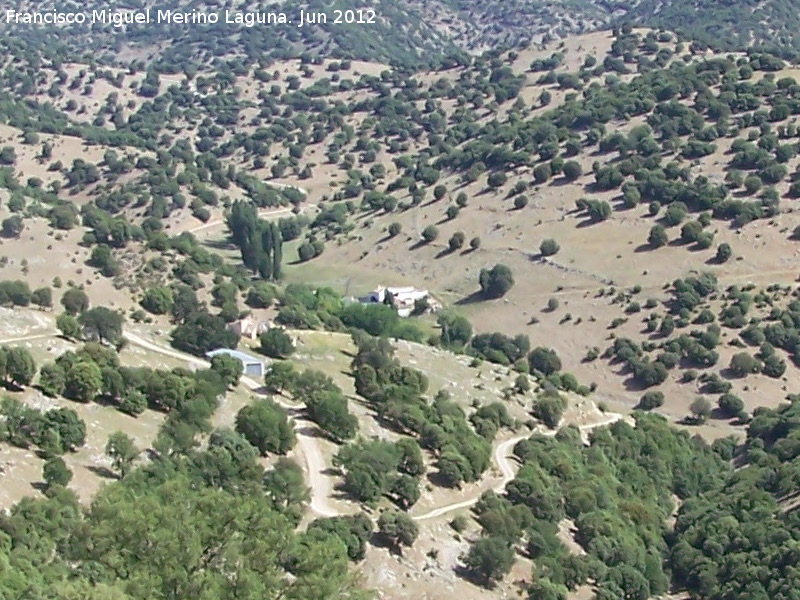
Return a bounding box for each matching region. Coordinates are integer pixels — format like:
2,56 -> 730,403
351,333 -> 493,487
465,414 -> 730,596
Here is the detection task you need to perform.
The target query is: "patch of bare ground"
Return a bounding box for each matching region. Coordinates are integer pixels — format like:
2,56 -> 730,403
0,378 -> 164,509
0,218 -> 134,308
360,516 -> 532,600
558,518 -> 587,556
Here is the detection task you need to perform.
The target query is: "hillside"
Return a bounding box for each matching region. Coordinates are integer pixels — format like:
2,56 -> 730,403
3,7 -> 800,600
6,0 -> 800,70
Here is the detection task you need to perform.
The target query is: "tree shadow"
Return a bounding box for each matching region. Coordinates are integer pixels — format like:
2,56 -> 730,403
368,531 -> 395,553
30,481 -> 48,493
0,381 -> 24,393
87,465 -> 118,479
295,424 -> 339,443
575,217 -> 602,228
454,564 -> 493,589
202,239 -> 235,250
331,489 -> 354,501
426,469 -> 459,489
409,239 -> 431,251
551,176 -> 578,187
247,384 -> 273,396
622,377 -> 650,393
718,367 -> 740,380
710,407 -> 733,420
93,394 -> 121,408
633,243 -> 655,253
455,290 -> 486,306
435,247 -> 456,259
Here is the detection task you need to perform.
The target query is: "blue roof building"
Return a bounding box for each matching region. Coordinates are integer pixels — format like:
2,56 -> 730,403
205,348 -> 266,378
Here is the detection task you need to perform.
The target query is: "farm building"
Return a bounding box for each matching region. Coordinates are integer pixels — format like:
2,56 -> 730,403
226,315 -> 270,340
205,348 -> 266,377
361,285 -> 440,317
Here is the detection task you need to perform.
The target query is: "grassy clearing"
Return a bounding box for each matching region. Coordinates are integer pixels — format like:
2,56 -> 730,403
0,386 -> 164,509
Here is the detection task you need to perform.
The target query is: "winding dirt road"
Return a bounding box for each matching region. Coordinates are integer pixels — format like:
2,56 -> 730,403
186,181 -> 310,235
122,331 -> 341,517
3,326 -> 624,521
121,331 -> 537,520
412,433 -> 528,521
188,206 -> 297,234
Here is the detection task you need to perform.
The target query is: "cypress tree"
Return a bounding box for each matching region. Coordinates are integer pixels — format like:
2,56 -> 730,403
271,222 -> 282,280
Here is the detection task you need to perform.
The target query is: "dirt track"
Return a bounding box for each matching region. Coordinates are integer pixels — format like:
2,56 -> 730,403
1,323 -> 627,522
123,330 -> 533,519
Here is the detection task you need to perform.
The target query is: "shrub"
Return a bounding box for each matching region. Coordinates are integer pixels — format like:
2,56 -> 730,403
528,347 -> 562,376
448,232 -> 465,252
648,225 -> 668,248
718,393 -> 745,418
478,264 -> 514,299
235,398 -> 296,455
487,172 -> 507,189
729,352 -> 761,377
539,238 -> 560,257
664,203 -> 687,226
716,243 -> 732,263
689,396 -> 712,423
744,174 -> 762,194
245,283 -> 276,308
140,286 -> 173,315
637,391 -> 664,410
260,329 -> 295,359
533,163 -> 552,184
298,242 -> 317,262
421,225 -> 439,243
532,392 -> 567,428
562,160 -> 582,181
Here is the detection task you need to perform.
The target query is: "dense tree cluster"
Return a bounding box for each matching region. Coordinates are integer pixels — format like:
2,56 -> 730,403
466,414 -> 729,596
351,334 -> 493,487
0,397 -> 86,454
334,437 -> 424,508
283,368 -> 359,442
0,459 -> 364,600
235,398 -> 296,456
226,201 -> 283,280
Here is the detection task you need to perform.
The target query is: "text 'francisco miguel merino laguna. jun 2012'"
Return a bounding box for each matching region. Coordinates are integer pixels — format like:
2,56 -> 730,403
4,7 -> 378,28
